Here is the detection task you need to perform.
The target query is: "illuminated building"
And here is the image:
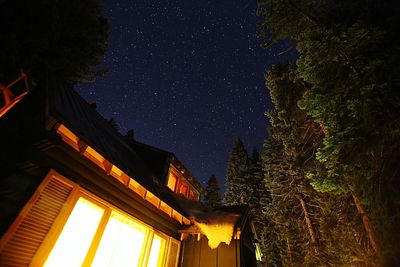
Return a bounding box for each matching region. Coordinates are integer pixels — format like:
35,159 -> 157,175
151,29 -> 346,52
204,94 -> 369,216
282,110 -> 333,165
0,77 -> 258,266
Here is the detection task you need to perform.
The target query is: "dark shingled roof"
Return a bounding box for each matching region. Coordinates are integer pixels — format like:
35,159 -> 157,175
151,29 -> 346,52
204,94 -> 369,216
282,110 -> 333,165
127,140 -> 204,193
48,83 -> 156,189
125,140 -> 172,184
46,83 -> 200,216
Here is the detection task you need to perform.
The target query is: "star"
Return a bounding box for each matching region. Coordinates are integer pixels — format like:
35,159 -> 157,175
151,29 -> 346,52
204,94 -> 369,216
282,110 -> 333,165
76,0 -> 297,191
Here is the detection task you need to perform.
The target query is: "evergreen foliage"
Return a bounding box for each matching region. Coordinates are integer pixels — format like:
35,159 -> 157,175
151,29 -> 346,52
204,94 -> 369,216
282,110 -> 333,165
224,137 -> 249,205
0,0 -> 109,85
203,175 -> 222,208
257,0 -> 400,265
224,138 -> 271,264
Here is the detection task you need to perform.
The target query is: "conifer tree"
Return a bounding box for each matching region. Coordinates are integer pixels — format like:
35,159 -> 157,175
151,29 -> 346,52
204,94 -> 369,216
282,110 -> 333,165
203,175 -> 222,208
246,148 -> 266,213
261,63 -> 368,265
247,147 -> 271,262
258,1 -> 400,264
224,137 -> 249,205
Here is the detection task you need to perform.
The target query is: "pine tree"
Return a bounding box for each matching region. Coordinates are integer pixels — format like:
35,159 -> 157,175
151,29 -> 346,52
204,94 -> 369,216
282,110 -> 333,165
247,147 -> 271,263
224,137 -> 249,205
262,63 -> 365,266
258,1 -> 400,264
247,147 -> 265,213
203,175 -> 221,208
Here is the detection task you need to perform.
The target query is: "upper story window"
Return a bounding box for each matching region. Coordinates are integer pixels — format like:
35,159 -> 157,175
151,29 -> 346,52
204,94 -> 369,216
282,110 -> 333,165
166,165 -> 200,201
178,183 -> 188,196
166,172 -> 177,191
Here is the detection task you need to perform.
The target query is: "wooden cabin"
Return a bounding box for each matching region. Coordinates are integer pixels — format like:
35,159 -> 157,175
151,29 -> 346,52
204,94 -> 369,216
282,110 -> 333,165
0,76 -> 258,266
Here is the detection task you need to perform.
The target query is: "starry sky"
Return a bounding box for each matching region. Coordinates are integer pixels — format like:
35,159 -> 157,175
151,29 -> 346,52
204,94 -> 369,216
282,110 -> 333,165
76,0 -> 296,191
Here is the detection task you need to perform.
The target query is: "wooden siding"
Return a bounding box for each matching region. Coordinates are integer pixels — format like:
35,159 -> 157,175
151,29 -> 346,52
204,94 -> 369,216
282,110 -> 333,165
180,235 -> 241,267
0,172 -> 74,266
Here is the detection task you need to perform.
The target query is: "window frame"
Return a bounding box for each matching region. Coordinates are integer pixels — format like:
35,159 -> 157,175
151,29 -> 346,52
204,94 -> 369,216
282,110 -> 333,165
31,173 -> 180,267
166,165 -> 200,200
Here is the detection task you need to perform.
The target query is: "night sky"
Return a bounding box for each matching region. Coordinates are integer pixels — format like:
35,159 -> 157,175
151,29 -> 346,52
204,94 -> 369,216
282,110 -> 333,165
76,0 -> 296,190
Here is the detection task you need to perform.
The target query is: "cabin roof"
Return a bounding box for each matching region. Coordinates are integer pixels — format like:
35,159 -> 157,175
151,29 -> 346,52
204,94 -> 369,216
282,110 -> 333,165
128,140 -> 204,193
49,84 -> 155,186
46,83 -> 199,216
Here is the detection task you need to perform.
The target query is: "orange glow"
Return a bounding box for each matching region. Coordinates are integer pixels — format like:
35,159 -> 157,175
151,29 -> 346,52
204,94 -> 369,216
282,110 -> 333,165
0,71 -> 30,118
84,146 -> 106,170
145,191 -> 161,208
195,222 -> 234,249
57,124 -> 79,144
44,198 -> 104,267
91,211 -> 147,267
110,165 -> 129,185
127,178 -> 146,197
55,124 -> 188,225
179,183 -> 188,196
159,201 -> 172,216
167,173 -> 177,191
182,217 -> 191,225
56,124 -> 80,151
111,164 -> 123,177
171,210 -> 183,224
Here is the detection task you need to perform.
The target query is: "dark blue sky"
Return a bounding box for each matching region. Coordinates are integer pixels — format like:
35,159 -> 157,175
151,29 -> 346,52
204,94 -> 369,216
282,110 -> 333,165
76,0 -> 296,190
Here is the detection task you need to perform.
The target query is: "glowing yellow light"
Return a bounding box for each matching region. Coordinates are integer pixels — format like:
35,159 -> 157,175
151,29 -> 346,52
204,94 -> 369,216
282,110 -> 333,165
44,198 -> 104,267
91,211 -> 147,267
147,234 -> 166,267
195,223 -> 234,249
111,165 -> 123,177
167,173 -> 177,191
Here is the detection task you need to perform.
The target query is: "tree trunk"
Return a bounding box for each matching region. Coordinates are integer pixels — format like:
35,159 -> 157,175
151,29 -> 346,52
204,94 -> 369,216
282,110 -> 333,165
296,194 -> 320,254
352,193 -> 384,265
286,236 -> 293,265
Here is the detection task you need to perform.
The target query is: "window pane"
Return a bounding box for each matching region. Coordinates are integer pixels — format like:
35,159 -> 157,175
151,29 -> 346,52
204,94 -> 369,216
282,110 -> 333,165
91,211 -> 147,267
44,197 -> 104,267
179,184 -> 188,196
148,234 -> 166,267
167,173 -> 177,191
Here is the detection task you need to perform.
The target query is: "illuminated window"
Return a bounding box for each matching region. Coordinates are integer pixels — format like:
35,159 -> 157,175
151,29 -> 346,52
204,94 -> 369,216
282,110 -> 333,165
91,211 -> 148,267
167,172 -> 177,191
44,198 -> 104,267
167,166 -> 200,201
40,193 -> 180,267
179,183 -> 188,196
148,234 -> 167,267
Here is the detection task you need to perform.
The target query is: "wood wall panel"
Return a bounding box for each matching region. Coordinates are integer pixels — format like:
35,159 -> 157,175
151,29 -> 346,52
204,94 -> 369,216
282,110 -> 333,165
0,174 -> 73,266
